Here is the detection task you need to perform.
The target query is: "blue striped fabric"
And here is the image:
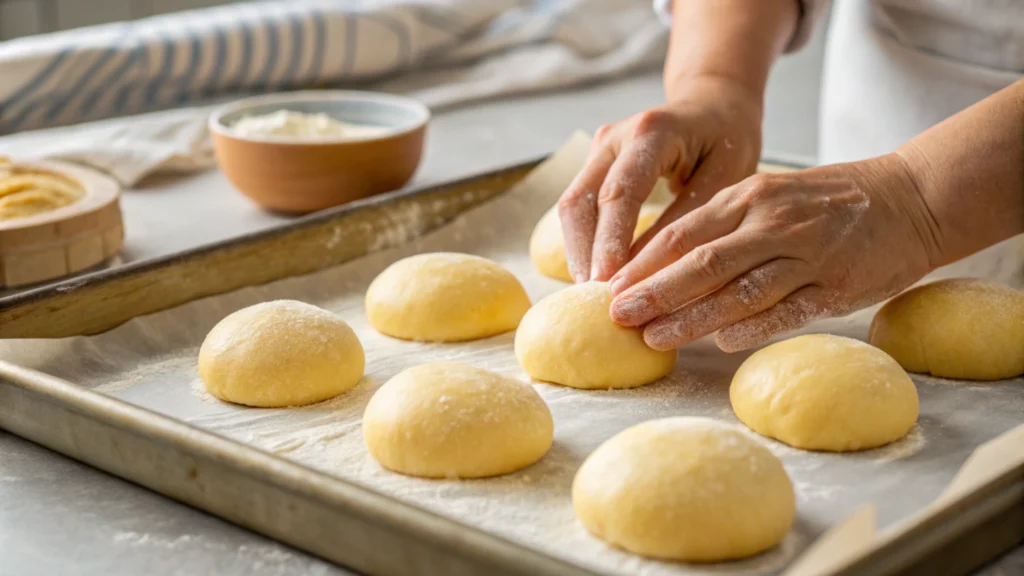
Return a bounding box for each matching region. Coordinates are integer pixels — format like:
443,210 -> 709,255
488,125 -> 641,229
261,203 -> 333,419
0,0 -> 515,134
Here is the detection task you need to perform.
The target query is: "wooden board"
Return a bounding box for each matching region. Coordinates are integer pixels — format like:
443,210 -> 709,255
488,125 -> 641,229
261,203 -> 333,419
0,160 -> 123,288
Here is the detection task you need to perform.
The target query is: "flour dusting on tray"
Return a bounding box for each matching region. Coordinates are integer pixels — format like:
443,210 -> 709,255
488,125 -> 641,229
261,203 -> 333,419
1,132 -> 1022,576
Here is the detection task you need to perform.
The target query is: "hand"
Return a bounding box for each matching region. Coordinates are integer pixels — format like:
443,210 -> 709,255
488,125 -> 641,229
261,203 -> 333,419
556,77 -> 763,283
606,155 -> 938,352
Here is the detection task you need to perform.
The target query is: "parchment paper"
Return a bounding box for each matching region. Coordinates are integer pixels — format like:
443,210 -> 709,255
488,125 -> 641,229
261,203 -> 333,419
2,132 -> 1022,576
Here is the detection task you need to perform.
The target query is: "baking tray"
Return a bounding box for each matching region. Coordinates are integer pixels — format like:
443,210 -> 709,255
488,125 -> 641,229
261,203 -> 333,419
0,135 -> 1021,576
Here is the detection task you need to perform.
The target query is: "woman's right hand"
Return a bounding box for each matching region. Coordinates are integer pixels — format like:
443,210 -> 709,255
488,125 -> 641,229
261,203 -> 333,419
606,154 -> 939,353
556,77 -> 764,283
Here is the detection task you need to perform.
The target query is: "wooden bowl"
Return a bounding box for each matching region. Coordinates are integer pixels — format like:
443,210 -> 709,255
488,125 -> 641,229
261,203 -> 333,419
209,91 -> 429,213
0,160 -> 123,288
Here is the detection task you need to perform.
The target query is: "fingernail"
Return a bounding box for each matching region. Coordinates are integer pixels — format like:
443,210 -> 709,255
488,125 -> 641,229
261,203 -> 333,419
609,276 -> 628,296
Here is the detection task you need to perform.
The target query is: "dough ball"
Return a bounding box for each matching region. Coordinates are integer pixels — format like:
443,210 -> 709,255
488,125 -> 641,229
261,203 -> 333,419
365,253 -> 531,342
573,417 -> 795,562
869,278 -> 1024,380
515,281 -> 676,389
731,334 -> 918,451
529,204 -> 664,282
362,362 -> 553,478
199,300 -> 364,407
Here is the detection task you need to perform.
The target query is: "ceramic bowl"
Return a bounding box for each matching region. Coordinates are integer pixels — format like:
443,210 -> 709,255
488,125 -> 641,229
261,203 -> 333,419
209,91 -> 429,213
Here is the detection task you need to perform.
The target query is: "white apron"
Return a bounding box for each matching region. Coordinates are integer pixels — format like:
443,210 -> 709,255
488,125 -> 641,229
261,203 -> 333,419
820,1 -> 1023,287
819,1 -> 1023,164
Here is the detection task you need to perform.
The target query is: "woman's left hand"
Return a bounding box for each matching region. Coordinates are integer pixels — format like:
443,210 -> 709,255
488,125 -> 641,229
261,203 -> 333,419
606,154 -> 942,352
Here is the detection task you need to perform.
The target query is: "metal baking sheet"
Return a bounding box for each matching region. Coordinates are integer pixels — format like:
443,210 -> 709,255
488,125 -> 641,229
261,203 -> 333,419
1,132 -> 1022,575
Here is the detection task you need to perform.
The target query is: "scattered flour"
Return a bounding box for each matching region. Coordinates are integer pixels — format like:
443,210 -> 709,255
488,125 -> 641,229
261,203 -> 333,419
2,134 -> 1018,576
793,479 -> 845,503
93,353 -> 198,395
189,377 -> 219,404
113,531 -> 195,548
111,530 -> 315,572
864,426 -> 927,462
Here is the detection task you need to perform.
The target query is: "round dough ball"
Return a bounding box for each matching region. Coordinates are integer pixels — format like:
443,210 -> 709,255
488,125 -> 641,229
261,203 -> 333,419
365,253 -> 531,342
529,204 -> 664,282
199,300 -> 364,407
515,281 -> 676,389
869,278 -> 1024,380
573,417 -> 795,562
362,362 -> 553,478
731,334 -> 918,451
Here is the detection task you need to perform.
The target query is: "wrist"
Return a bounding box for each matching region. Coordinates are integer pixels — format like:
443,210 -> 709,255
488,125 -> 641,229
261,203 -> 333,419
665,74 -> 765,126
862,151 -> 944,273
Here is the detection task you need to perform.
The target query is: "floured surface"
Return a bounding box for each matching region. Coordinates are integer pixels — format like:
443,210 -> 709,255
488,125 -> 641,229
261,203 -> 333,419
2,132 -> 1023,576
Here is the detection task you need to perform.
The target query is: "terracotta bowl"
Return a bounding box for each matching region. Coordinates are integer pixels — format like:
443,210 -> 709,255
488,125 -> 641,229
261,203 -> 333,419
209,91 -> 429,213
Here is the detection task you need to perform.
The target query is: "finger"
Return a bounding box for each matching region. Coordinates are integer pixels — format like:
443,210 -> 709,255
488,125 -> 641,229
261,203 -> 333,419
609,176 -> 751,298
589,140 -> 674,281
609,228 -> 777,327
557,147 -> 615,282
631,152 -> 754,256
714,285 -> 828,353
629,193 -> 701,258
606,185 -> 747,303
642,258 -> 812,350
609,200 -> 732,298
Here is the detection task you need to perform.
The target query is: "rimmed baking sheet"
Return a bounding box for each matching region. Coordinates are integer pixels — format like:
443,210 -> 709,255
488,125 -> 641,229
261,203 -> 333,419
1,132 -> 1022,575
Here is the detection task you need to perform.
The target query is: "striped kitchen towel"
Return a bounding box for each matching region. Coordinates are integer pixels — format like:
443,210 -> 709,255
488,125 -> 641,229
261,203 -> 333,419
0,0 -> 667,184
0,0 -> 517,134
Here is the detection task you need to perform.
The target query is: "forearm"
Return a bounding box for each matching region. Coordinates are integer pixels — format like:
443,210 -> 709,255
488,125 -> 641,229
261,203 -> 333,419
663,0 -> 799,105
895,80 -> 1024,268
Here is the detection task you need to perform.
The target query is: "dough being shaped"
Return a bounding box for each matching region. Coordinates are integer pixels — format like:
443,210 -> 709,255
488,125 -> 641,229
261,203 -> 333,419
869,278 -> 1024,380
362,362 -> 553,478
731,334 -> 918,451
515,281 -> 676,389
529,204 -> 664,282
573,417 -> 795,562
199,300 -> 364,407
366,252 -> 531,342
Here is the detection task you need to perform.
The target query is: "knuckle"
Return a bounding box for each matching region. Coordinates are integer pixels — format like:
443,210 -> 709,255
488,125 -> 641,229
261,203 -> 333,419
658,223 -> 693,256
764,203 -> 804,227
735,275 -> 768,308
597,182 -> 643,210
633,109 -> 668,135
594,124 -> 614,141
597,181 -> 628,205
738,174 -> 777,203
556,191 -> 579,210
557,190 -> 587,218
690,245 -> 728,281
798,243 -> 827,270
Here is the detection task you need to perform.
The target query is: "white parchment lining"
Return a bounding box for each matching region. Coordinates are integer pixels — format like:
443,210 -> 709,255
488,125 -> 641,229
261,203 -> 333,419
2,132 -> 1022,576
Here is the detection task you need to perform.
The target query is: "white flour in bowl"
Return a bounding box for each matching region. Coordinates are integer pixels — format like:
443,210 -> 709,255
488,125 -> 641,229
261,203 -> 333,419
230,110 -> 392,141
